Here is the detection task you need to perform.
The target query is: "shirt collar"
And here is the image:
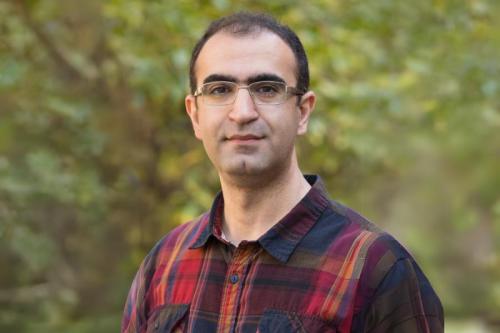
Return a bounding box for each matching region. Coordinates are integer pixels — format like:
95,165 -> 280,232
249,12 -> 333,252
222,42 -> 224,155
190,175 -> 331,263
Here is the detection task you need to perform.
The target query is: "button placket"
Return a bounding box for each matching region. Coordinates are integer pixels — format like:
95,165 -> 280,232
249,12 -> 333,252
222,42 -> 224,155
217,244 -> 255,333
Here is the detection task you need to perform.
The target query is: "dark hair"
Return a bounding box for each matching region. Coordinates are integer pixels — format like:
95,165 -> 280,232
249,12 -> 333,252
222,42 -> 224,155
189,12 -> 309,94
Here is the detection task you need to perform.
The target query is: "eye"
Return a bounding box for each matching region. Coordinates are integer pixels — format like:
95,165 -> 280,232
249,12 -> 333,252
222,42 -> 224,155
252,82 -> 283,96
205,82 -> 234,96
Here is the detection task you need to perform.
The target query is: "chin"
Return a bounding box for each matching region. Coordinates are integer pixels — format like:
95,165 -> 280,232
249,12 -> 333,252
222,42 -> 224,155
225,162 -> 263,176
220,158 -> 287,186
218,158 -> 267,176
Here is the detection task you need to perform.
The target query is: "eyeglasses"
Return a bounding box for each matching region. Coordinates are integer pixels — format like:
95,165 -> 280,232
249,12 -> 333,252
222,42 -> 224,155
194,81 -> 304,106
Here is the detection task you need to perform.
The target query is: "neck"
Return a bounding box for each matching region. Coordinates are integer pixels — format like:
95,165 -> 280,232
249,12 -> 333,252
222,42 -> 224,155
219,158 -> 311,246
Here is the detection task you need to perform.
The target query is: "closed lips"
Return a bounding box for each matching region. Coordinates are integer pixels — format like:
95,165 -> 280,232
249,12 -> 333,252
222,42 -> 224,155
227,135 -> 263,140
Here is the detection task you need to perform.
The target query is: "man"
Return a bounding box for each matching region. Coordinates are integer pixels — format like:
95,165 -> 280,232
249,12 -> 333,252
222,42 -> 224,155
122,12 -> 443,333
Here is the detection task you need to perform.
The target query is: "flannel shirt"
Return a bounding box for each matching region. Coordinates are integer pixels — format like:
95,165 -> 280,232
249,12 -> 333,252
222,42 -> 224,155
122,175 -> 443,332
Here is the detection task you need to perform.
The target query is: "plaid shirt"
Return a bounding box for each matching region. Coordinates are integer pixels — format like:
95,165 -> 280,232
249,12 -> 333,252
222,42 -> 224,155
122,175 -> 443,333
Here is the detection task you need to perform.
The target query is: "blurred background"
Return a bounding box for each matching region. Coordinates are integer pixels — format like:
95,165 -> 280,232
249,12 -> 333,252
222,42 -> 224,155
0,0 -> 499,332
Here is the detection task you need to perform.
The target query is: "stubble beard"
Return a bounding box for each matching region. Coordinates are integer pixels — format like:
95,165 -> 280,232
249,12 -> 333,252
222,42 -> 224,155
215,146 -> 295,189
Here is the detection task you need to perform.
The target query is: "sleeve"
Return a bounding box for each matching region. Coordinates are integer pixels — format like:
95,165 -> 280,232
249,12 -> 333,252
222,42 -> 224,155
361,257 -> 444,333
121,252 -> 156,333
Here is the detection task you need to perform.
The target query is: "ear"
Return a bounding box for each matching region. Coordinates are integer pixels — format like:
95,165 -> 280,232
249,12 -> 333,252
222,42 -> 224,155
296,91 -> 316,135
185,94 -> 203,140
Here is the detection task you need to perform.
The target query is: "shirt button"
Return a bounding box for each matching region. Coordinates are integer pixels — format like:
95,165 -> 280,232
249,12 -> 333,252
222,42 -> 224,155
230,274 -> 239,284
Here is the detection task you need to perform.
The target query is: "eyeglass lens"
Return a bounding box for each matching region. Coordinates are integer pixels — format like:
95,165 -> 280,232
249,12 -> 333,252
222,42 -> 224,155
200,81 -> 287,105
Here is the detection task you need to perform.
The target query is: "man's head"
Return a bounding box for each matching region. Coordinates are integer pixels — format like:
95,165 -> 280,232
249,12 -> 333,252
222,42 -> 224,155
185,12 -> 315,185
189,12 -> 310,95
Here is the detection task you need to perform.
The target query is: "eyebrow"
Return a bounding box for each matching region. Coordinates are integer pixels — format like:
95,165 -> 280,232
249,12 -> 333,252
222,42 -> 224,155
203,74 -> 238,84
202,73 -> 286,85
247,73 -> 286,85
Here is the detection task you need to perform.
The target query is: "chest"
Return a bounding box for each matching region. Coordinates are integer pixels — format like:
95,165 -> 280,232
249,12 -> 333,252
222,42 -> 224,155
144,242 -> 366,333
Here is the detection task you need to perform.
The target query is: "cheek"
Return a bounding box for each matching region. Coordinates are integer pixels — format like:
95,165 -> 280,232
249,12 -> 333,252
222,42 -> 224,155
197,115 -> 224,149
270,109 -> 300,137
197,113 -> 218,135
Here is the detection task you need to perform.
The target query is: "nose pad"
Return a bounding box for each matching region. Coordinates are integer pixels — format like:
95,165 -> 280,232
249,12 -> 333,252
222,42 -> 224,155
236,86 -> 254,103
233,86 -> 257,106
229,87 -> 259,122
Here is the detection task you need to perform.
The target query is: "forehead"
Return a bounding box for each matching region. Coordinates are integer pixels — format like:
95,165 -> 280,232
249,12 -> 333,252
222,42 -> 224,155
194,31 -> 297,84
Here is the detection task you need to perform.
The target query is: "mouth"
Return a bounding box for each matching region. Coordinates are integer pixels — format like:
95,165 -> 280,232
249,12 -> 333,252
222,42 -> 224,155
224,134 -> 264,146
226,134 -> 264,141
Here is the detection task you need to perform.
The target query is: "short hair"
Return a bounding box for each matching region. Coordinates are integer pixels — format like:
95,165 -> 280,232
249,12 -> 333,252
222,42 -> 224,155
189,12 -> 310,95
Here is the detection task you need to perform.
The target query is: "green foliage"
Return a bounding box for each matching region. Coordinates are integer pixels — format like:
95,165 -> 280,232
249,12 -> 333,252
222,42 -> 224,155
0,0 -> 499,331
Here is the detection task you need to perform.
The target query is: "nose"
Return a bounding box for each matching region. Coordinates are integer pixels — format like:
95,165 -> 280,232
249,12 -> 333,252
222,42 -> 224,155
228,87 -> 259,124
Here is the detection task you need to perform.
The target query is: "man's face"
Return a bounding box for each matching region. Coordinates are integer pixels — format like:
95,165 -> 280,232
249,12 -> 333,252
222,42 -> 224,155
185,31 -> 315,181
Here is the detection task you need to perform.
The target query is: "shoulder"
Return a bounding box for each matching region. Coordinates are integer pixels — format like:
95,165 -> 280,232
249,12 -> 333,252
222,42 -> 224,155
322,199 -> 422,282
330,201 -> 443,319
158,214 -> 207,248
140,213 -> 210,274
121,214 -> 210,332
341,219 -> 444,331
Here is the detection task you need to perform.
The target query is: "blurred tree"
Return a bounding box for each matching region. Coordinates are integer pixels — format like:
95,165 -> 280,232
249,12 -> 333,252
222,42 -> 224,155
0,0 -> 498,332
